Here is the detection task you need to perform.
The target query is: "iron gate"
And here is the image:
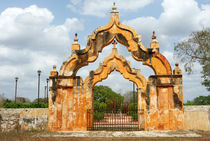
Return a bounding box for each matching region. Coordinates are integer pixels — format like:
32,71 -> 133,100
87,102 -> 140,131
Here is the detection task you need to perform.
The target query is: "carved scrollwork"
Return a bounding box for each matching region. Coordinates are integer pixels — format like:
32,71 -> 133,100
59,10 -> 172,77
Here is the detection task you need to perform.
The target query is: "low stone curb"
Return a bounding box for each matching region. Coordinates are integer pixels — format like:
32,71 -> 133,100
41,131 -> 201,138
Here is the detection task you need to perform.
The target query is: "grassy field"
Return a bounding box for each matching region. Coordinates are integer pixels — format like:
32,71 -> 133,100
0,130 -> 210,141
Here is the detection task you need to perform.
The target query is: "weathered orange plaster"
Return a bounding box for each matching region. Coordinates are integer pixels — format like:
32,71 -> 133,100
48,5 -> 184,131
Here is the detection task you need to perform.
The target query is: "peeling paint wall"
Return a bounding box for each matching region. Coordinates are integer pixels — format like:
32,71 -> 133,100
145,75 -> 184,131
48,77 -> 88,131
0,106 -> 209,131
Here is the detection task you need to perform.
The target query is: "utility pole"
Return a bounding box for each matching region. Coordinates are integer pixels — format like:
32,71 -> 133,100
46,78 -> 49,103
133,82 -> 135,103
15,77 -> 18,102
44,86 -> 47,103
37,70 -> 41,106
44,86 -> 47,98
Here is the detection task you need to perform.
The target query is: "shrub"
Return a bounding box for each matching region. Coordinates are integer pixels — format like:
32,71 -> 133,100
99,102 -> 107,110
127,103 -> 138,120
128,102 -> 137,111
3,101 -> 48,108
120,104 -> 128,113
94,101 -> 100,110
94,112 -> 104,121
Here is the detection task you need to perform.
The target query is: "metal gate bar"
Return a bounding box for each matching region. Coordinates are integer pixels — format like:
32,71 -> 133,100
87,101 -> 140,131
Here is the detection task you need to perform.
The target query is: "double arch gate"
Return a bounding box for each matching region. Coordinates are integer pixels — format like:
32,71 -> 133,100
48,4 -> 184,131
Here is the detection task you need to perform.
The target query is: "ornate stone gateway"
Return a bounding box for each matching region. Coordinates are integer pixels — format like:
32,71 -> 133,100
48,4 -> 184,131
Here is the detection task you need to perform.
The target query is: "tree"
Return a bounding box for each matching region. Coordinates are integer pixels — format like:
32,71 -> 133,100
33,97 -> 48,103
174,28 -> 210,91
93,85 -> 124,110
123,91 -> 137,104
193,95 -> 210,105
0,94 -> 7,107
185,95 -> 210,105
94,85 -> 124,103
15,97 -> 30,103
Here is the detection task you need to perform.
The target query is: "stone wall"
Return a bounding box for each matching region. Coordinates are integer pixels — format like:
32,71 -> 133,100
0,106 -> 209,131
0,108 -> 48,131
184,106 -> 210,131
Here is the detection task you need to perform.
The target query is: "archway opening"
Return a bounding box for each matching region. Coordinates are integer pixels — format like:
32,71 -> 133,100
88,71 -> 140,131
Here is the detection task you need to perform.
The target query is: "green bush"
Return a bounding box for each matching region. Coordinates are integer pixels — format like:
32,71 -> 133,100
99,102 -> 107,110
120,104 -> 128,113
127,103 -> 138,120
128,102 -> 137,111
184,95 -> 210,105
184,101 -> 194,105
3,101 -> 48,108
94,112 -> 104,121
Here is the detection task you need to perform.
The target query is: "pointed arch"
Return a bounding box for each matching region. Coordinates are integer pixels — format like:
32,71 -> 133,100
59,11 -> 172,77
84,48 -> 147,92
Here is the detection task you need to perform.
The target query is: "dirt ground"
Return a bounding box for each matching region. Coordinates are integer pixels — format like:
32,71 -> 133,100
0,130 -> 210,141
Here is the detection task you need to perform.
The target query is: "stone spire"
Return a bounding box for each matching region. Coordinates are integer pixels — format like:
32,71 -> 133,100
173,63 -> 182,75
74,33 -> 78,44
152,31 -> 156,40
112,2 -> 117,12
50,65 -> 58,77
150,31 -> 159,51
71,33 -> 80,51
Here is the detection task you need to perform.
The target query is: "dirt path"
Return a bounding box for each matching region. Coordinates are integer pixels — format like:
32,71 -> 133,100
0,130 -> 209,141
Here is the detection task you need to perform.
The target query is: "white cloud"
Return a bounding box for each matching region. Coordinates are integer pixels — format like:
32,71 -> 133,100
124,16 -> 158,46
0,5 -> 83,100
0,5 -> 83,53
183,72 -> 209,102
123,0 -> 210,48
67,0 -> 154,17
162,51 -> 174,64
160,0 -> 199,36
198,4 -> 210,27
0,5 -> 53,41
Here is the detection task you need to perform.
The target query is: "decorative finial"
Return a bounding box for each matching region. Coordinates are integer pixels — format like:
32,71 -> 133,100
50,65 -> 58,77
173,62 -> 182,75
112,39 -> 117,48
152,31 -> 156,40
112,2 -> 117,12
53,65 -> 56,71
74,33 -> 78,43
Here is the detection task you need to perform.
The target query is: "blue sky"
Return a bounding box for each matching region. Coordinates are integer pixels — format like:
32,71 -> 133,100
0,0 -> 209,102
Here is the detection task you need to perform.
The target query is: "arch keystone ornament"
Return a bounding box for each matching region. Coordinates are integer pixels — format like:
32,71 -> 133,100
48,4 -> 184,131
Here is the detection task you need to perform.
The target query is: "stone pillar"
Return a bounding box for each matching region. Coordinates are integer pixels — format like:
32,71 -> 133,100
146,78 -> 158,130
48,65 -> 88,131
173,63 -> 183,110
173,63 -> 184,129
137,87 -> 146,130
84,71 -> 94,130
48,65 -> 58,131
